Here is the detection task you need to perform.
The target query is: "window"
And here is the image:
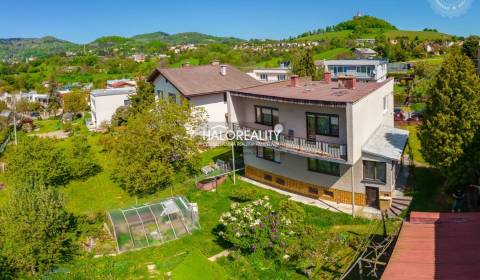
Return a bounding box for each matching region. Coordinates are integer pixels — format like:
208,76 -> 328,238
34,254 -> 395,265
168,93 -> 176,103
306,113 -> 339,137
264,174 -> 272,181
276,177 -> 285,186
156,90 -> 164,100
383,95 -> 388,113
257,147 -> 280,163
255,106 -> 279,126
308,158 -> 340,176
363,160 -> 386,183
323,190 -> 334,198
260,73 -> 268,81
277,74 -> 286,81
308,187 -> 319,195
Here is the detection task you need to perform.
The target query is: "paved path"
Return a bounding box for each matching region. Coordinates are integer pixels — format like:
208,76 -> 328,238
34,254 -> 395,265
208,249 -> 232,261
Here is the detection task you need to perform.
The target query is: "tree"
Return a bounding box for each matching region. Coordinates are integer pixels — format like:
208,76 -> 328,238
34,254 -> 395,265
419,50 -> 480,185
292,50 -> 318,79
63,90 -> 87,116
46,73 -> 62,116
109,100 -> 206,196
0,182 -> 75,275
65,134 -> 100,179
461,36 -> 480,62
5,137 -> 70,186
127,79 -> 155,116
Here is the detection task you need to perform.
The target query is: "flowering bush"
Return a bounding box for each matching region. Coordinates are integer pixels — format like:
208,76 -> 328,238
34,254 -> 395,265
218,196 -> 296,255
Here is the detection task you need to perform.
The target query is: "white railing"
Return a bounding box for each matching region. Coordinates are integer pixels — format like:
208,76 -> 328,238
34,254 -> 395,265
233,123 -> 347,161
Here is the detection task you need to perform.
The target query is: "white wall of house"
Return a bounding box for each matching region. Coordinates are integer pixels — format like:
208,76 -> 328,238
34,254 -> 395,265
350,79 -> 394,163
189,93 -> 228,124
90,91 -> 131,128
153,74 -> 229,124
246,69 -> 289,83
230,96 -> 348,145
243,146 -> 395,194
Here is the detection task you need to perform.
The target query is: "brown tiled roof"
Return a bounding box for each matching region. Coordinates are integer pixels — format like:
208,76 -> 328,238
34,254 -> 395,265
147,64 -> 261,97
233,78 -> 393,104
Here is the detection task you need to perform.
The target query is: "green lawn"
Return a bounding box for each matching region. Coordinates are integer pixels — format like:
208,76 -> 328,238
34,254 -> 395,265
33,119 -> 63,133
296,29 -> 452,42
1,124 -> 393,279
398,125 -> 426,166
314,48 -> 351,60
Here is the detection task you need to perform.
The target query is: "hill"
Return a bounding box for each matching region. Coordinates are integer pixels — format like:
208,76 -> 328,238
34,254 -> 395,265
0,32 -> 244,60
295,15 -> 454,41
0,36 -> 79,60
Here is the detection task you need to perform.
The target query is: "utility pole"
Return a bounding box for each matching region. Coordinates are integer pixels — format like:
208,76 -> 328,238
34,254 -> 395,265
231,141 -> 236,185
12,93 -> 17,145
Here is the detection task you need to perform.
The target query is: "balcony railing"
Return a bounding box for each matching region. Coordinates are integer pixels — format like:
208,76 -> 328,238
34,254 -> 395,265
233,123 -> 347,161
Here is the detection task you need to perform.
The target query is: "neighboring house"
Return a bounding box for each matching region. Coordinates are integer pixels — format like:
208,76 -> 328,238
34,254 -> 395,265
22,91 -> 48,105
90,87 -> 135,129
107,79 -> 137,89
246,68 -> 290,83
354,48 -> 378,59
321,59 -> 388,83
227,74 -> 409,211
147,62 -> 260,125
132,54 -> 146,62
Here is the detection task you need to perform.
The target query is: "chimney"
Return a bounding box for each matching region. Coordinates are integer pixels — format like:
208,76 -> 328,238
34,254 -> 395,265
220,65 -> 227,76
324,72 -> 332,84
182,61 -> 190,68
290,75 -> 299,87
211,60 -> 220,66
339,76 -> 357,89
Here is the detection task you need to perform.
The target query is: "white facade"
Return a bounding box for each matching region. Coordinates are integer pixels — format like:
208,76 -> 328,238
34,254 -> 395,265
152,74 -> 229,125
246,68 -> 290,83
90,87 -> 135,129
322,59 -> 388,82
229,79 -> 408,207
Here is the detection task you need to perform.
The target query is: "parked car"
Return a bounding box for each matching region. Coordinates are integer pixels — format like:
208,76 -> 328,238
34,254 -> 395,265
407,112 -> 423,121
394,108 -> 406,121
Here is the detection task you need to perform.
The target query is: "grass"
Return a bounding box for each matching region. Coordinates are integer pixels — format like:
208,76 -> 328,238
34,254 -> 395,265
171,249 -> 227,280
1,123 -> 394,279
313,48 -> 351,60
398,124 -> 426,166
33,119 -> 63,133
296,29 -> 452,42
406,167 -> 449,212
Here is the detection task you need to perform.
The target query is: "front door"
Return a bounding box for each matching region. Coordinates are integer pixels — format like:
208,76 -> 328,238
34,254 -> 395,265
365,186 -> 379,209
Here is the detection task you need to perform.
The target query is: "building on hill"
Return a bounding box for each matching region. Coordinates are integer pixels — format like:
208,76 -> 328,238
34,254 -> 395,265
107,79 -> 137,88
89,87 -> 135,129
318,59 -> 388,83
354,48 -> 378,59
147,61 -> 261,125
246,67 -> 290,83
228,74 -> 409,214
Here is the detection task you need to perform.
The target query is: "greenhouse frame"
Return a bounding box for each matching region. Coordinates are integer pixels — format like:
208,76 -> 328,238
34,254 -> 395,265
107,196 -> 200,252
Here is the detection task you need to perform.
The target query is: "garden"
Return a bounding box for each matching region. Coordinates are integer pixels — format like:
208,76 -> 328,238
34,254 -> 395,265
0,118 -> 398,279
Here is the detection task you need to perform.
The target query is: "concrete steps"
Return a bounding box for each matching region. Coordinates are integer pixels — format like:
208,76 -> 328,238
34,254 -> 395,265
387,196 -> 413,219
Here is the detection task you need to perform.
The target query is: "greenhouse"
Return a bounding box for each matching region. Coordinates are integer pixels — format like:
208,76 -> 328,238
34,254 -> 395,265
107,196 -> 200,252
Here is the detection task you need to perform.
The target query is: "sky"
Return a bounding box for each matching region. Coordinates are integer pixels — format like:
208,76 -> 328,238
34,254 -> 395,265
1,0 -> 479,43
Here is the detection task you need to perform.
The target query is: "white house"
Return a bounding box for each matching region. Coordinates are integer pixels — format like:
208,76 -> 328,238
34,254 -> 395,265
90,87 -> 135,129
228,74 -> 409,214
246,68 -> 290,83
147,62 -> 260,125
320,59 -> 388,83
354,48 -> 378,59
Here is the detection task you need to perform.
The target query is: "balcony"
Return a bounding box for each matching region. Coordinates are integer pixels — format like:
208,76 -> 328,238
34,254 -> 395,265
233,123 -> 347,161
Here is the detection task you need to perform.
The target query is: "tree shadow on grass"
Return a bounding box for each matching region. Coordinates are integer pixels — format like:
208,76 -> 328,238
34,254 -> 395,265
405,166 -> 450,213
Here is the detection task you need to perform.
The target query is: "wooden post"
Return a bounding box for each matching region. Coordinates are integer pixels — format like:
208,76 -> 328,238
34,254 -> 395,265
231,142 -> 236,185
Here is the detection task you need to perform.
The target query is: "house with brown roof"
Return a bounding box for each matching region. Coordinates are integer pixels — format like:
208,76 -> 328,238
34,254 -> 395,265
227,74 -> 409,215
147,61 -> 261,125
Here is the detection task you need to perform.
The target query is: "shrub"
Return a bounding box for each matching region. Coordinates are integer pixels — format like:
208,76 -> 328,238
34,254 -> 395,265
218,196 -> 296,256
230,187 -> 259,202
